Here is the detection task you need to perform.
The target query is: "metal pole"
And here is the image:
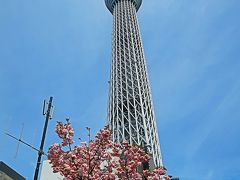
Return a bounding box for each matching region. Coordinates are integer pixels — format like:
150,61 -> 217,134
33,96 -> 53,180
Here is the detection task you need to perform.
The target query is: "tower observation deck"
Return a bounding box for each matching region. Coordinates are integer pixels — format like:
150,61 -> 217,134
105,0 -> 163,167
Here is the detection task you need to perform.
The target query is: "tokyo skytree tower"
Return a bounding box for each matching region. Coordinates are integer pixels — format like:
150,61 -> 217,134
105,0 -> 163,167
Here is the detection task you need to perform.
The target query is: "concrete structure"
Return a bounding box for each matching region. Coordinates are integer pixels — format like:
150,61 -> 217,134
40,160 -> 63,180
0,161 -> 25,180
105,0 -> 163,167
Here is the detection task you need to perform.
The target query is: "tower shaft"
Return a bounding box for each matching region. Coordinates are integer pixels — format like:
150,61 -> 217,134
107,0 -> 163,167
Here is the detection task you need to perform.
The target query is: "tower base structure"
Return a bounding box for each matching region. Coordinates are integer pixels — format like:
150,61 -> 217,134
105,0 -> 163,167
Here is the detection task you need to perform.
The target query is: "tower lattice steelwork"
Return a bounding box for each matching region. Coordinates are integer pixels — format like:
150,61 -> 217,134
105,0 -> 163,167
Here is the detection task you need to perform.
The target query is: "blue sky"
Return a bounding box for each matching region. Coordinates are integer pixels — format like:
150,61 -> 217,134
0,0 -> 240,179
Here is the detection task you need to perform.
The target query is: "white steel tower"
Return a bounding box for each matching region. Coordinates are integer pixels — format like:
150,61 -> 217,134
105,0 -> 163,167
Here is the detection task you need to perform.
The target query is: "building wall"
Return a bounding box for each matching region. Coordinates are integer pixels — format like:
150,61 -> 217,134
40,160 -> 63,180
0,171 -> 13,180
0,161 -> 25,180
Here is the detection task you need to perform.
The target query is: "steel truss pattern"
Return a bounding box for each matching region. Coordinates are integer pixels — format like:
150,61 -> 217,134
106,0 -> 163,167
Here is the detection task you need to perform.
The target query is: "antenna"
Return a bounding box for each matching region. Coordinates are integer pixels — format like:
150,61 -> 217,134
5,132 -> 46,155
42,99 -> 46,115
14,123 -> 24,159
42,99 -> 54,119
5,96 -> 54,180
34,96 -> 54,180
50,105 -> 54,119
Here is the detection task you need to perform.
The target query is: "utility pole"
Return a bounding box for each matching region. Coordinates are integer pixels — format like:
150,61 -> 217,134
33,96 -> 54,180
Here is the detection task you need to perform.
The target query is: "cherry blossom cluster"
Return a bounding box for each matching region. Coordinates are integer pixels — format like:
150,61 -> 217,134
48,121 -> 170,180
55,121 -> 74,146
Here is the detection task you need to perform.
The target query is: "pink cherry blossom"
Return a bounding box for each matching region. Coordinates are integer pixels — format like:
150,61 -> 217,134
48,121 -> 171,180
